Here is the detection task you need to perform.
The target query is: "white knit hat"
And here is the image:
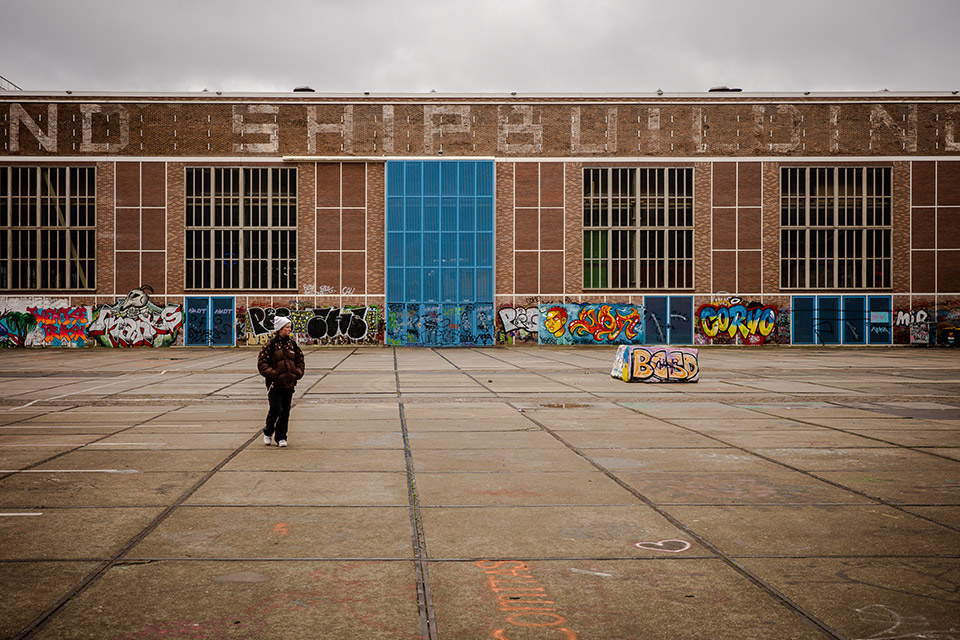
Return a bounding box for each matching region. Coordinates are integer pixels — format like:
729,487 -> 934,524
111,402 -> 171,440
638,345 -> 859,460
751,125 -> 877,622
273,316 -> 292,331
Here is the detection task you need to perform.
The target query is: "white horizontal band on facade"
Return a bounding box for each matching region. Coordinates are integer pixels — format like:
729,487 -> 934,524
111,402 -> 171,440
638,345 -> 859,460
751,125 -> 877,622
2,155 -> 958,164
4,155 -> 958,164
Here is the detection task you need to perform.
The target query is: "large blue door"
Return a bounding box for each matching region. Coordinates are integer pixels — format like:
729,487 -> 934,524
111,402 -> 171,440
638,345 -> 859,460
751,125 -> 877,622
185,296 -> 235,346
386,160 -> 495,346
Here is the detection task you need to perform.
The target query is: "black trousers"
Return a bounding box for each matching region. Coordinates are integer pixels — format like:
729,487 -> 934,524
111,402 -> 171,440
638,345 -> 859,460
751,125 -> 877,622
264,385 -> 295,442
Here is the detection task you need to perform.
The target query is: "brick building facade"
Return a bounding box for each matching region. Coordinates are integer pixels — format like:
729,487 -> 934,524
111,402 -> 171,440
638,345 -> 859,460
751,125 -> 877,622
1,91 -> 958,347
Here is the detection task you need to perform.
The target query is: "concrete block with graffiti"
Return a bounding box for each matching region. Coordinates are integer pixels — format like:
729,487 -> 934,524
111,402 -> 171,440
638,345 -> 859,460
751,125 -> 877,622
538,303 -> 645,345
612,345 -> 700,382
244,305 -> 383,345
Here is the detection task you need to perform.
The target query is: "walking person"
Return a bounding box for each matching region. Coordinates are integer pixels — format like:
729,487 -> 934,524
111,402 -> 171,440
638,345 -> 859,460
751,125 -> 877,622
257,316 -> 305,448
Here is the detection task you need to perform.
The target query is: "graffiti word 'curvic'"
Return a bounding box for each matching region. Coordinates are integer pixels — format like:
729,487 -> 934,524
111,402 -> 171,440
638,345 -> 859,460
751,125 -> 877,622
612,345 -> 700,383
539,303 -> 645,345
698,301 -> 776,343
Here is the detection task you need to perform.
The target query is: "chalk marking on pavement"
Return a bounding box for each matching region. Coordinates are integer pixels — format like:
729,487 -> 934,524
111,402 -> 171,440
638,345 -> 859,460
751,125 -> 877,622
0,444 -> 92,448
569,568 -> 612,577
86,443 -> 166,447
5,379 -> 131,411
0,513 -> 44,517
0,469 -> 138,474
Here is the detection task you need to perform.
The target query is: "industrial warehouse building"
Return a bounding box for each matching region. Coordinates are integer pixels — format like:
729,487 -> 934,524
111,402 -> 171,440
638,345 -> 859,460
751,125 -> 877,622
0,90 -> 958,348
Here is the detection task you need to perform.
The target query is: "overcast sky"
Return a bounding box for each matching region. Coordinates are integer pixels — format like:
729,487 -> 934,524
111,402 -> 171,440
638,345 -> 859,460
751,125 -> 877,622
2,0 -> 959,94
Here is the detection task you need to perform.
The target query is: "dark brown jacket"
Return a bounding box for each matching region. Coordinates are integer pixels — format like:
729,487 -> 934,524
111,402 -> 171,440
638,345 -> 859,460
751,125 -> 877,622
257,335 -> 305,389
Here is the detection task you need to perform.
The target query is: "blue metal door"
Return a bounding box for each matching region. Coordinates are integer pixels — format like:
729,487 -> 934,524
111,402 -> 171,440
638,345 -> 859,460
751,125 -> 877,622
842,296 -> 866,344
644,296 -> 668,344
386,160 -> 495,346
817,296 -> 841,344
185,297 -> 210,346
210,297 -> 236,346
868,295 -> 892,344
792,296 -> 816,344
185,296 -> 235,346
669,296 -> 693,344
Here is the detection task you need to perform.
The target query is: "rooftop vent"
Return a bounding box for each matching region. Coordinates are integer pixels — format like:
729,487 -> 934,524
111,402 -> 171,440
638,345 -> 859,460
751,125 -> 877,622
709,86 -> 742,92
293,86 -> 315,92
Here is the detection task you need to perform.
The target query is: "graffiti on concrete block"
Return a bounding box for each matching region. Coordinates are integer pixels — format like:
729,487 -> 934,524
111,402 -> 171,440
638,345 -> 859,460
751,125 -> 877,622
88,286 -> 184,347
497,305 -> 539,343
612,345 -> 700,383
697,298 -> 777,345
538,303 -> 644,345
245,306 -> 381,345
28,307 -> 90,347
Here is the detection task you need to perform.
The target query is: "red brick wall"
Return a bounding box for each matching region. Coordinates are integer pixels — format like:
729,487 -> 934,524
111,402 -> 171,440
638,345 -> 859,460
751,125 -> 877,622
114,161 -> 168,298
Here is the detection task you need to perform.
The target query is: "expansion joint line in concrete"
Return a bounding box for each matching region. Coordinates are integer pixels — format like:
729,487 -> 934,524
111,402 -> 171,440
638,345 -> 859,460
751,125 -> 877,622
9,428 -> 266,640
637,401 -> 960,536
395,347 -> 439,640
514,406 -> 848,640
0,405 -> 186,484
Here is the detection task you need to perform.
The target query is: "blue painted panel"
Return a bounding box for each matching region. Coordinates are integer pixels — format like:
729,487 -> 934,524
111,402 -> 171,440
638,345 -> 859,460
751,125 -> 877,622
645,296 -> 668,344
210,297 -> 235,346
868,295 -> 893,344
842,296 -> 866,344
185,297 -> 209,346
792,296 -> 816,344
669,296 -> 693,345
817,296 -> 841,344
386,161 -> 494,346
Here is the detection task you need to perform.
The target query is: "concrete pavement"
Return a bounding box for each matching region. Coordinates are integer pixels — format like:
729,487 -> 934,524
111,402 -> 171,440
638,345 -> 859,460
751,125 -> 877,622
0,345 -> 958,639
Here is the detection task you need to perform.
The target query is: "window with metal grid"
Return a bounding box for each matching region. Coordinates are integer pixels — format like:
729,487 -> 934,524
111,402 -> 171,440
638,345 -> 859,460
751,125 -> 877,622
185,167 -> 297,290
583,167 -> 694,290
0,166 -> 96,290
780,167 -> 891,290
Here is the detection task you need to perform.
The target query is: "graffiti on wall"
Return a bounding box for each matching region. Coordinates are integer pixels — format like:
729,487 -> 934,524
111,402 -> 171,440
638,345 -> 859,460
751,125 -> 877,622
894,308 -> 936,344
696,298 -> 778,345
386,302 -> 494,346
88,286 -> 184,347
497,305 -> 539,344
538,303 -> 645,345
28,307 -> 90,347
244,306 -> 382,345
0,311 -> 39,347
612,345 -> 700,382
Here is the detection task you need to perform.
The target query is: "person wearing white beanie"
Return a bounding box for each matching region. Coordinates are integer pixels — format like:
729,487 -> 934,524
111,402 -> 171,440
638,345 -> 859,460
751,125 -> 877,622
256,315 -> 304,447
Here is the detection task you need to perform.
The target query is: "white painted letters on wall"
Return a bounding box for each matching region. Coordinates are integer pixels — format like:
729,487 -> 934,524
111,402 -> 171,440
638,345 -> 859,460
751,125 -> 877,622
307,105 -> 353,154
497,105 -> 542,154
232,105 -> 279,153
80,104 -> 128,152
423,105 -> 471,154
9,104 -> 58,152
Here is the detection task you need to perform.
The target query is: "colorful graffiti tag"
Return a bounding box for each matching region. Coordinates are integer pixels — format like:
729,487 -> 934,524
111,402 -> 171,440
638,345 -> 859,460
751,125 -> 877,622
28,307 -> 90,347
497,305 -> 539,344
88,287 -> 184,347
0,310 -> 39,347
245,306 -> 382,345
612,345 -> 700,382
386,302 -> 494,346
697,299 -> 778,345
538,303 -> 645,345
